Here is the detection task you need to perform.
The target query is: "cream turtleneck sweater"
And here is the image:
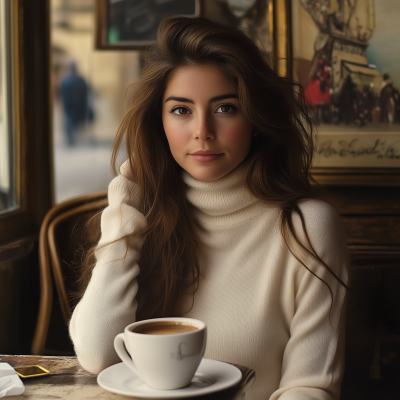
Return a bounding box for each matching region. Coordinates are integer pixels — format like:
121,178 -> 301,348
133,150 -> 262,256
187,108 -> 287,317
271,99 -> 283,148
69,166 -> 349,400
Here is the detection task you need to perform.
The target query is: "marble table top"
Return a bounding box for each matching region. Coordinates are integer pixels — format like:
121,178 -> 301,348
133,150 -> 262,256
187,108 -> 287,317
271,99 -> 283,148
0,355 -> 255,399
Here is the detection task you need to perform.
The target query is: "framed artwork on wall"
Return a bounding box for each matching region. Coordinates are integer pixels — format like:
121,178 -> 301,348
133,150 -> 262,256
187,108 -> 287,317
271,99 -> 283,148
201,0 -> 274,58
95,0 -> 200,50
289,0 -> 400,184
201,0 -> 291,77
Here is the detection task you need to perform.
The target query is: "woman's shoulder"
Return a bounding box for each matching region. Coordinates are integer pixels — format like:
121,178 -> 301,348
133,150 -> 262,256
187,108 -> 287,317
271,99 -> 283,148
297,198 -> 339,224
107,174 -> 142,208
295,198 -> 345,246
295,199 -> 349,283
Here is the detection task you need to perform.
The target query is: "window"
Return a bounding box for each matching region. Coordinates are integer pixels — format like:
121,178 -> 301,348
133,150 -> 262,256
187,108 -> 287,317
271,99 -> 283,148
51,0 -> 141,203
0,0 -> 17,213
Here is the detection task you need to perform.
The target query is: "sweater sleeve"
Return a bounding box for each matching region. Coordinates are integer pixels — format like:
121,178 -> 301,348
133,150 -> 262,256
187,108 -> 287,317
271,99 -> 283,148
69,174 -> 148,374
270,200 -> 350,400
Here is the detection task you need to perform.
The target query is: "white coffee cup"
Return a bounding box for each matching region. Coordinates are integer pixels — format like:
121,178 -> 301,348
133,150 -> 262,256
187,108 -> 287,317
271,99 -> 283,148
114,317 -> 207,390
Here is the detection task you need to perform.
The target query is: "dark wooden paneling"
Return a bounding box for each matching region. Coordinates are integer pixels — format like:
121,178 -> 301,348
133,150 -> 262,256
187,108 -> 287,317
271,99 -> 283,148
341,259 -> 400,400
322,185 -> 400,246
342,216 -> 400,245
325,186 -> 400,216
323,184 -> 400,399
0,238 -> 39,354
313,170 -> 400,187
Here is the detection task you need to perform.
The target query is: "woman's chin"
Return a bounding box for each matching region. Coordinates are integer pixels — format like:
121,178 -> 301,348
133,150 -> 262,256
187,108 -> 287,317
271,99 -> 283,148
185,166 -> 233,182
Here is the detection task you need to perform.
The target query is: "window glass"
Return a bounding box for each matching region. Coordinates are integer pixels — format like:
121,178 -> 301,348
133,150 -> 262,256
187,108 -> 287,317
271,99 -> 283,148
0,1 -> 17,213
51,0 -> 141,203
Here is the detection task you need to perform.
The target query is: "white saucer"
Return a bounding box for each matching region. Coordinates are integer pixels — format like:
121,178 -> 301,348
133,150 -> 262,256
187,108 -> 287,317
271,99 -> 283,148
97,358 -> 242,399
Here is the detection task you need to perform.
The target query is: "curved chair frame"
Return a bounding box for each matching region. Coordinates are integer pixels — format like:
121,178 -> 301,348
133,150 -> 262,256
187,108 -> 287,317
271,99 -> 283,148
31,191 -> 107,355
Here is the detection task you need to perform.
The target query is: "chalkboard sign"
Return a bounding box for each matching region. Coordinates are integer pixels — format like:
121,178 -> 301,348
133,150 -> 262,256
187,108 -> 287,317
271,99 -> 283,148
96,0 -> 200,49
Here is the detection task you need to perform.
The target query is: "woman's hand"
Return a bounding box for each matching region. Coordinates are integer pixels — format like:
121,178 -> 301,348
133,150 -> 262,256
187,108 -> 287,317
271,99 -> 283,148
120,160 -> 135,182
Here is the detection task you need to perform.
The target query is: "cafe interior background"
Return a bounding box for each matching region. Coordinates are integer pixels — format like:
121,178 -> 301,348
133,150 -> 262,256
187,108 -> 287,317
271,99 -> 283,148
0,0 -> 399,398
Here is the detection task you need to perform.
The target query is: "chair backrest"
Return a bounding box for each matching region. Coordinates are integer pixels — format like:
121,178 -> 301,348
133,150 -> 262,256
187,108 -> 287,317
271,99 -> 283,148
48,197 -> 108,322
32,191 -> 107,355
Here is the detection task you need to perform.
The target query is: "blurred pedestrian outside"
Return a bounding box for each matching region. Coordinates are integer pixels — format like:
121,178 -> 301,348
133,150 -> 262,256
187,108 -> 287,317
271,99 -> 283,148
59,61 -> 95,146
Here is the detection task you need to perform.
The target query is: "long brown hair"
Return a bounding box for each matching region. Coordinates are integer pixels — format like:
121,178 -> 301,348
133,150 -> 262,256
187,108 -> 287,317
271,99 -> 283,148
80,17 -> 348,321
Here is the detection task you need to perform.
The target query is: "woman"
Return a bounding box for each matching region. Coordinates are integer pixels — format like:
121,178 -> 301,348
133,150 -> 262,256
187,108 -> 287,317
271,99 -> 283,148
69,17 -> 349,400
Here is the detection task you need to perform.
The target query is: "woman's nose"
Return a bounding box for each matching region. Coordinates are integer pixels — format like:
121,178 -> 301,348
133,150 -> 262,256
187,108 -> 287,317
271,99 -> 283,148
194,113 -> 215,141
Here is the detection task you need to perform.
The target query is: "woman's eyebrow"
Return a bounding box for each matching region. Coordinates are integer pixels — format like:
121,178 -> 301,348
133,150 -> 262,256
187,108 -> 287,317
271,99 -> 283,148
209,94 -> 238,102
164,96 -> 194,104
164,94 -> 238,104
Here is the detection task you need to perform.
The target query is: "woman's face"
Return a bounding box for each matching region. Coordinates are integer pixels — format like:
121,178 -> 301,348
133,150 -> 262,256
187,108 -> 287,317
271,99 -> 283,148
162,65 -> 253,182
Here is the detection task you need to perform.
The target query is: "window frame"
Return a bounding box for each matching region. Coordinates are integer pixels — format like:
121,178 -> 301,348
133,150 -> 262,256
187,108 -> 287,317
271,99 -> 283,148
0,0 -> 18,216
0,0 -> 53,245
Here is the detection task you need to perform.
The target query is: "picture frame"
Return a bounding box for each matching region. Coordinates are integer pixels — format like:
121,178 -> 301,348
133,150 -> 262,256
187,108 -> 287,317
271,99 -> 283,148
287,0 -> 400,185
200,0 -> 274,58
95,0 -> 200,50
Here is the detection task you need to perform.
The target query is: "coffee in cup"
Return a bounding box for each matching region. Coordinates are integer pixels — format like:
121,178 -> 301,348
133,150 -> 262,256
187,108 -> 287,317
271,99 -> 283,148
114,317 -> 207,390
133,321 -> 198,335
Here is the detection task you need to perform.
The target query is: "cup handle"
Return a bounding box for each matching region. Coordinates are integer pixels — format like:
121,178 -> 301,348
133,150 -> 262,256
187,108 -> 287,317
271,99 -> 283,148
114,333 -> 143,379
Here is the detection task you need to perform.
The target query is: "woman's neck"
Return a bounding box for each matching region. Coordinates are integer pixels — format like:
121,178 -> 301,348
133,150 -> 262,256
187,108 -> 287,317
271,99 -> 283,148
182,164 -> 269,229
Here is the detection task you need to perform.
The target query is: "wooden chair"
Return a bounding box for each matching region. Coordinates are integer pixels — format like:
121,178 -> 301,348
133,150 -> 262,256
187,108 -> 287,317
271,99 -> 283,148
31,191 -> 108,355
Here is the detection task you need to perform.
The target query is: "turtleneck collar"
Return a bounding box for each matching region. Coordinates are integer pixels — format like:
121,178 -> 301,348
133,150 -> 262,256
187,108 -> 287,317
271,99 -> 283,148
183,164 -> 268,229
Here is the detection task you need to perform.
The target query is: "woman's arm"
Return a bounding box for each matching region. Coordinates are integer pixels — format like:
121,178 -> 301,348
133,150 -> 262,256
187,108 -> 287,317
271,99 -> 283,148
270,200 -> 350,400
69,173 -> 147,374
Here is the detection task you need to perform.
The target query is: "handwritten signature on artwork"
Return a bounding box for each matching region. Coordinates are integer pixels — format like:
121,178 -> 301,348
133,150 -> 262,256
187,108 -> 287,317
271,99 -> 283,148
170,342 -> 200,361
318,139 -> 400,159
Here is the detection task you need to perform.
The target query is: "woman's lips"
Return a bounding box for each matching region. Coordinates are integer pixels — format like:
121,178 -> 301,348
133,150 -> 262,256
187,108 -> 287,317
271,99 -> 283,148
190,154 -> 223,162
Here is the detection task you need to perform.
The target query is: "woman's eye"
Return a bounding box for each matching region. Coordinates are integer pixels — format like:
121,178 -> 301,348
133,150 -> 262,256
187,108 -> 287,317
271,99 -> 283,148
172,107 -> 189,115
216,104 -> 236,113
